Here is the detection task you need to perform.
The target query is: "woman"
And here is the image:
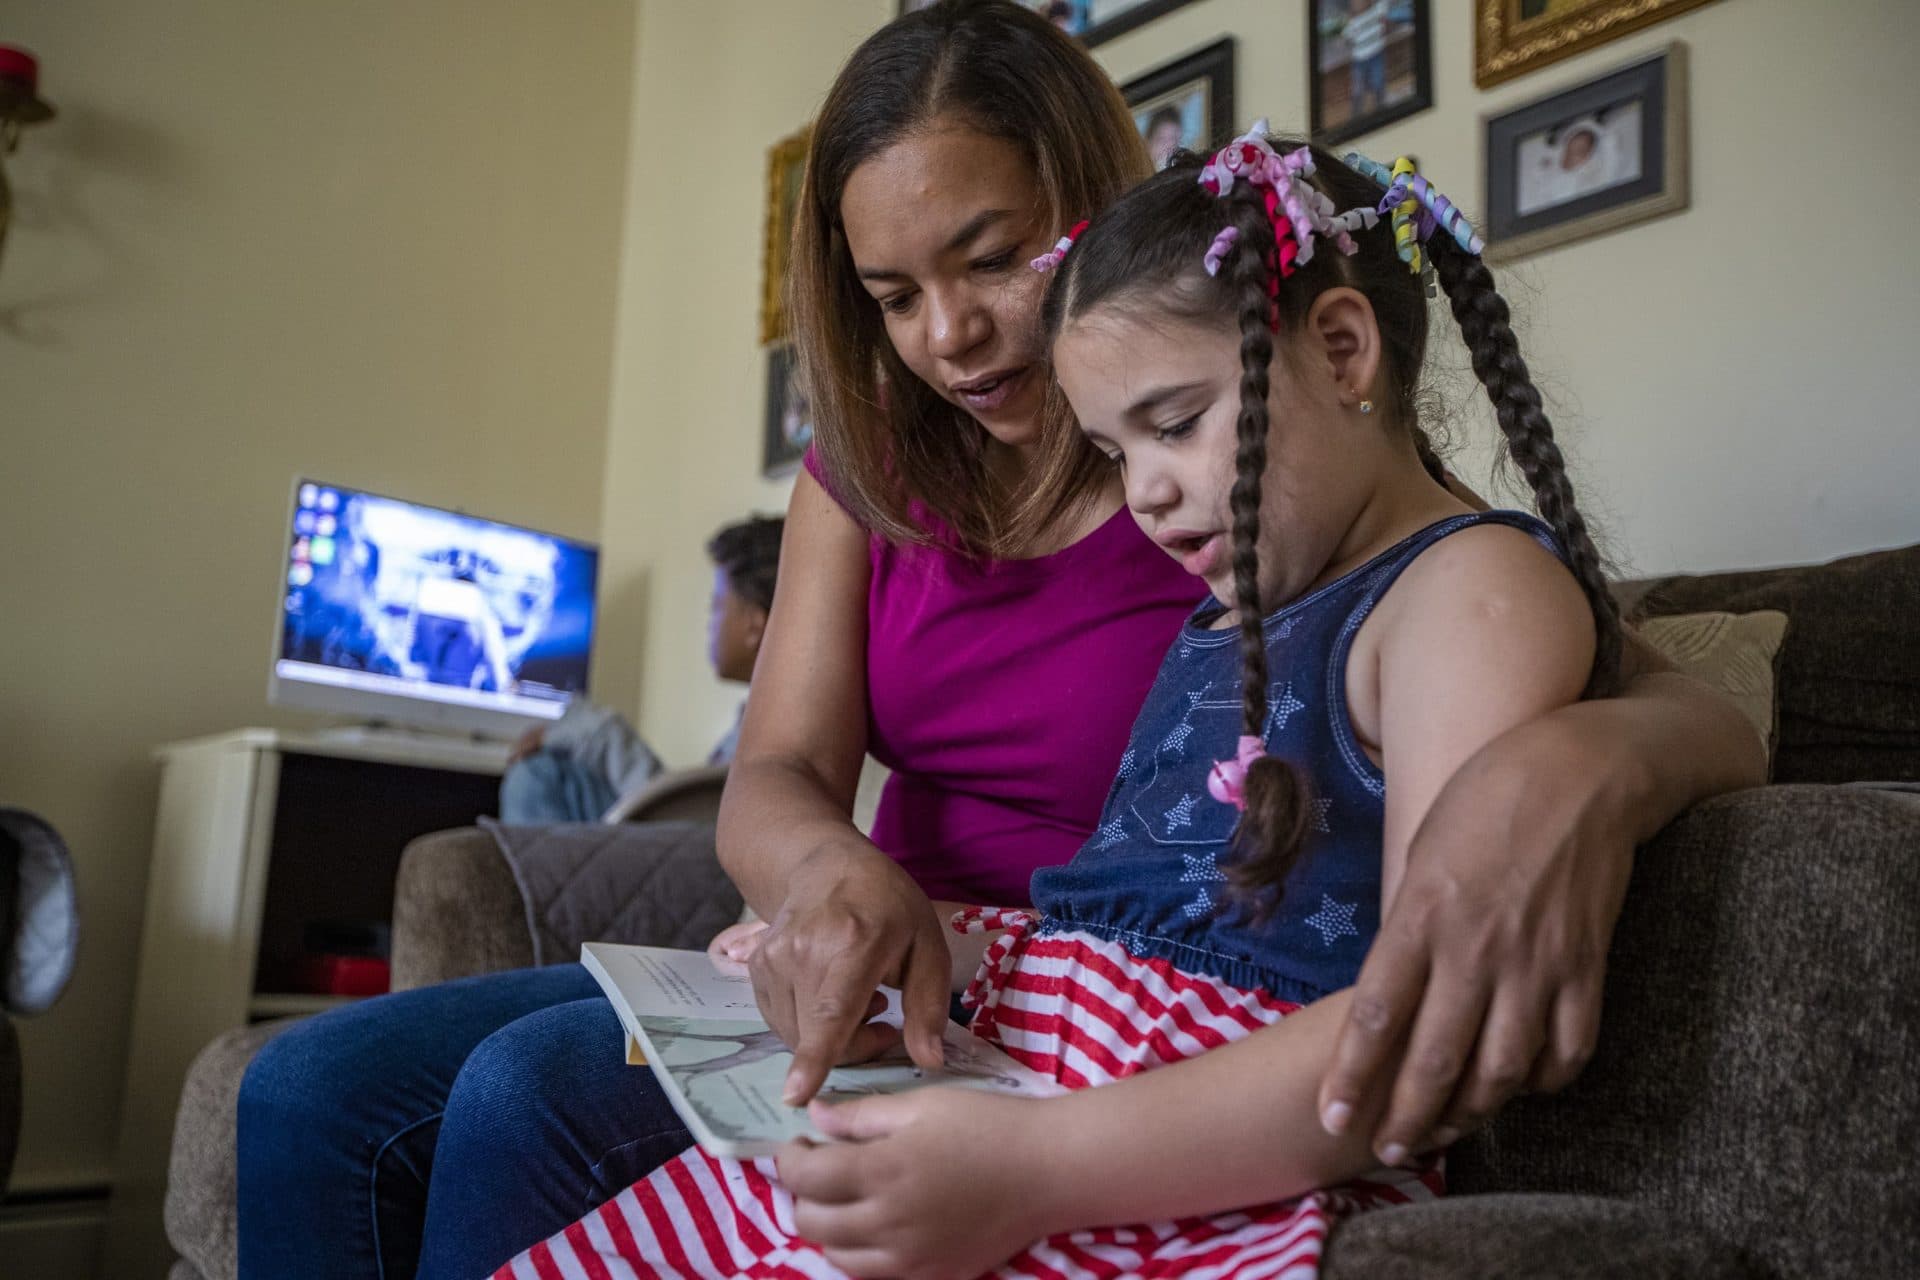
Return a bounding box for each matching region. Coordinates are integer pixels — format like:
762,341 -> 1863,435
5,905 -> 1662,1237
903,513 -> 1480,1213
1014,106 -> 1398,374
724,0 -> 1760,1176
239,5 -> 1760,1277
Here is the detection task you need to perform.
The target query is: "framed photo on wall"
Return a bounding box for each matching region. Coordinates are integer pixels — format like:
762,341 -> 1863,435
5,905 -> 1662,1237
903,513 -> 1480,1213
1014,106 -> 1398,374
900,1 -> 1203,49
1122,38 -> 1235,172
1026,1 -> 1205,48
1308,0 -> 1433,146
759,126 -> 810,347
762,343 -> 813,477
1474,0 -> 1722,88
1482,43 -> 1688,260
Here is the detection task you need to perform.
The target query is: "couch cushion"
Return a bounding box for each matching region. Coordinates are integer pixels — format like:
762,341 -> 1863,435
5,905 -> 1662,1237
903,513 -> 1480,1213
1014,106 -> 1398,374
1636,610 -> 1788,760
1623,542 -> 1920,783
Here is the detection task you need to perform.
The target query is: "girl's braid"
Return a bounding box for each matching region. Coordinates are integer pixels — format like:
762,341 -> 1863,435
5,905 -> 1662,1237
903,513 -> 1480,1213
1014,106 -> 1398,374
1221,193 -> 1313,913
1429,237 -> 1623,694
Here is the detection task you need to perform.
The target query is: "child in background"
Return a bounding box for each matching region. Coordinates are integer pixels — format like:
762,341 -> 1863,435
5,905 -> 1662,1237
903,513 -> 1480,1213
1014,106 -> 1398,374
498,515 -> 783,821
498,123 -> 1618,1279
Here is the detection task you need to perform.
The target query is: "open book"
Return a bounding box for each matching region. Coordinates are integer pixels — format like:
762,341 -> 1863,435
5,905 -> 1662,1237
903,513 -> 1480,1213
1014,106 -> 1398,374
582,941 -> 1064,1159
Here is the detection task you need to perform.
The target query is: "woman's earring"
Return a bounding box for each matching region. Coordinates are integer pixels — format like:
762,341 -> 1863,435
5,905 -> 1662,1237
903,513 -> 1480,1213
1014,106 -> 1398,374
1358,398 -> 1375,415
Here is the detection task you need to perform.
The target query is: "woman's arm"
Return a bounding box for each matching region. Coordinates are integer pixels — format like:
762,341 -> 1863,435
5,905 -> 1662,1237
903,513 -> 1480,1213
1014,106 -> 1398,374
721,470 -> 953,1101
1317,619 -> 1768,1161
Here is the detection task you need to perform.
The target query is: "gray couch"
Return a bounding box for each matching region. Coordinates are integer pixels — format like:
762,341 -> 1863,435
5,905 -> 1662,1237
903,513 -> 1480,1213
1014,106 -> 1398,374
163,545 -> 1920,1280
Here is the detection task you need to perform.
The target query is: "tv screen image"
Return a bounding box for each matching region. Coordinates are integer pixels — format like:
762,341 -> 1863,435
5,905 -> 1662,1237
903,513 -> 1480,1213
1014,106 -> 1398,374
273,480 -> 598,736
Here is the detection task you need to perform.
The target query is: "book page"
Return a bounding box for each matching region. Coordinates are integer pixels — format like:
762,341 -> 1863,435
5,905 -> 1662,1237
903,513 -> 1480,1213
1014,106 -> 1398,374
583,942 -> 1064,1158
586,941 -> 762,1017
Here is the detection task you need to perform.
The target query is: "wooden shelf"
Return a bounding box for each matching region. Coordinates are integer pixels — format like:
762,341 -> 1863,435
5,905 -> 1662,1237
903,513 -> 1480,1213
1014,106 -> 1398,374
247,993 -> 358,1019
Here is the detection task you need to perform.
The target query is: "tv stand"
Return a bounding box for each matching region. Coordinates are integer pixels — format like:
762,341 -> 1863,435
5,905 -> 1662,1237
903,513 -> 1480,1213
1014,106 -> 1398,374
309,720 -> 519,758
105,727 -> 510,1271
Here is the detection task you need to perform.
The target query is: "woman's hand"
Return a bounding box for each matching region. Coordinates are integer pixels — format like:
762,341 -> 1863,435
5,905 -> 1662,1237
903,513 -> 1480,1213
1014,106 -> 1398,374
749,841 -> 953,1105
781,1091 -> 1050,1280
1317,659 -> 1765,1163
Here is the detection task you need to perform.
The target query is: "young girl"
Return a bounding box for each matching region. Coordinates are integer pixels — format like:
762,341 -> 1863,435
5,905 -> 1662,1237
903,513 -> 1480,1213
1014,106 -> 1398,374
497,124 -> 1620,1280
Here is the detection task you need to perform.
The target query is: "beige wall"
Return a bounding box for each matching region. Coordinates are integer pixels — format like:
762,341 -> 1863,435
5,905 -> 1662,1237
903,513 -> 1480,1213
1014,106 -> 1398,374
594,0 -> 888,765
1,0 -> 1914,1227
0,0 -> 635,1195
606,0 -> 1919,766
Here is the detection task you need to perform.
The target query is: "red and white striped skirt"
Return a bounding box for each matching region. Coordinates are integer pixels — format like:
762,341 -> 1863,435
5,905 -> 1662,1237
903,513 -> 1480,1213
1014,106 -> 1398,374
494,912 -> 1441,1280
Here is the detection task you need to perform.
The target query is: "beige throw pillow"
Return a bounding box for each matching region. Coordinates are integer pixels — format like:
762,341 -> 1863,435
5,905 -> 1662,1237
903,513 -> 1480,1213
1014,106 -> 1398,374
1635,610 -> 1790,761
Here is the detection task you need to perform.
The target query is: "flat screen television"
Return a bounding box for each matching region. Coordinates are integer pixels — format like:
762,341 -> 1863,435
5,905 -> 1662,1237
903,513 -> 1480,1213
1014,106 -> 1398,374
270,478 -> 599,739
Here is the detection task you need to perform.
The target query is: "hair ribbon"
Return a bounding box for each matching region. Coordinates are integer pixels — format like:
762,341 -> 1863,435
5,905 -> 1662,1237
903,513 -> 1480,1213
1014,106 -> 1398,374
1029,218 -> 1090,273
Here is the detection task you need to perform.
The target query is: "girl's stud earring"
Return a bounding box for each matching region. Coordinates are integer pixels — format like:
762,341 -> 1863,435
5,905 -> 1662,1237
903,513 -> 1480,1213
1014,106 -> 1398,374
1358,398 -> 1375,415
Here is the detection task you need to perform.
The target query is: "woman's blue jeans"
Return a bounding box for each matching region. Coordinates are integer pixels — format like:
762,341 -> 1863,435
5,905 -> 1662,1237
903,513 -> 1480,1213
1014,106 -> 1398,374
236,964 -> 692,1279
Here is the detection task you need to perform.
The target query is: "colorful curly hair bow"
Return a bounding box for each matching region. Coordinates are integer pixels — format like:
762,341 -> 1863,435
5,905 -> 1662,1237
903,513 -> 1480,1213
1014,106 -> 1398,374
1197,120 -> 1385,322
1029,218 -> 1090,273
1343,152 -> 1486,268
1206,735 -> 1269,811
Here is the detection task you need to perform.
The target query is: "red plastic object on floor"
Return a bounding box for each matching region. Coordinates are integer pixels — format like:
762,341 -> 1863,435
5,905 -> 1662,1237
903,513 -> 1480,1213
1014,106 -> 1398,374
297,953 -> 391,997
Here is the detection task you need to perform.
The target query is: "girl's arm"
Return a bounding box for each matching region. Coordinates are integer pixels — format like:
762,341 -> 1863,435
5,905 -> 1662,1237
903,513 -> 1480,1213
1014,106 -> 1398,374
719,469 -> 955,1101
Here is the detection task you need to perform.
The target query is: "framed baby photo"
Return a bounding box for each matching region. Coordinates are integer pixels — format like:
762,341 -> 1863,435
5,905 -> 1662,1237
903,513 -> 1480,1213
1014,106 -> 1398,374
1122,38 -> 1236,173
759,126 -> 810,347
762,342 -> 813,478
1482,42 -> 1688,261
1308,0 -> 1433,147
1474,0 -> 1722,88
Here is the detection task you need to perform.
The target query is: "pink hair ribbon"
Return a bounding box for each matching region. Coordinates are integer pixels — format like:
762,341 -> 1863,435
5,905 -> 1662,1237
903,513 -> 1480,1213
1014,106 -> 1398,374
1197,119 -> 1379,321
1202,225 -> 1240,277
1029,218 -> 1090,273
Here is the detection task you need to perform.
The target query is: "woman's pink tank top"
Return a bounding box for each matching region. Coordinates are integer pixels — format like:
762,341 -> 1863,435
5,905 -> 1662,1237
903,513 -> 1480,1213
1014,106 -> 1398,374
805,449 -> 1202,905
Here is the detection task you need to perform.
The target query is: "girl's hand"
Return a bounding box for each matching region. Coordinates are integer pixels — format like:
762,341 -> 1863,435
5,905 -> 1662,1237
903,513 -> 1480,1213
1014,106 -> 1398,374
748,842 -> 952,1105
779,1091 -> 1052,1280
705,919 -> 769,977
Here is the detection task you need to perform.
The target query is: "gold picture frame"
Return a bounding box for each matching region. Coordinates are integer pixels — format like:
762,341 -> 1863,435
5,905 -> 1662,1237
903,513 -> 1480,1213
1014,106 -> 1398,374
760,126 -> 811,347
1474,0 -> 1720,88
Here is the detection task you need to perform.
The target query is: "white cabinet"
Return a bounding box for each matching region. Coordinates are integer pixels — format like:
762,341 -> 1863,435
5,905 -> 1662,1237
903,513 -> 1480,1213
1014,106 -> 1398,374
103,728 -> 507,1276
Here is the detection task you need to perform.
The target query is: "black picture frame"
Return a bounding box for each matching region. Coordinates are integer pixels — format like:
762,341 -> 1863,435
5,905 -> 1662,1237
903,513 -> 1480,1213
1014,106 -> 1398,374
1307,0 -> 1433,147
762,343 -> 812,478
898,1 -> 1202,49
1121,38 -> 1236,172
1075,0 -> 1203,48
1482,43 -> 1689,260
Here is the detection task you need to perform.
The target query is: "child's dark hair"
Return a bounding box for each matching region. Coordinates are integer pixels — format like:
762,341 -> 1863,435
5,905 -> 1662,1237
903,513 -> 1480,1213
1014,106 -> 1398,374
706,515 -> 785,614
1041,138 -> 1622,909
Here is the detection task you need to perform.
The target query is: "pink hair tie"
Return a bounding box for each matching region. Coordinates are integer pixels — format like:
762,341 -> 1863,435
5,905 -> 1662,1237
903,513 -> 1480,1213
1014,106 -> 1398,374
1202,225 -> 1240,277
1029,218 -> 1090,273
1206,735 -> 1268,810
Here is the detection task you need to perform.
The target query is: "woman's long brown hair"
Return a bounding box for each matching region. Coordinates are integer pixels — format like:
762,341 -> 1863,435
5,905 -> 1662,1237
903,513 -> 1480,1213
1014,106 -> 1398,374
789,0 -> 1150,555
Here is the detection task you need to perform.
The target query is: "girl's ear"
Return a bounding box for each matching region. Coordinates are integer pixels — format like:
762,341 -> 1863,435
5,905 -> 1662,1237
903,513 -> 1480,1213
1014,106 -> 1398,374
1302,286 -> 1383,410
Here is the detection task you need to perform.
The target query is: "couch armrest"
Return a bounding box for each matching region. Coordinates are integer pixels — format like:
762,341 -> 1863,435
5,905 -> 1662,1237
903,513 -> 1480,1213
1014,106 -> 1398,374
1452,785 -> 1920,1278
390,826 -> 536,990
